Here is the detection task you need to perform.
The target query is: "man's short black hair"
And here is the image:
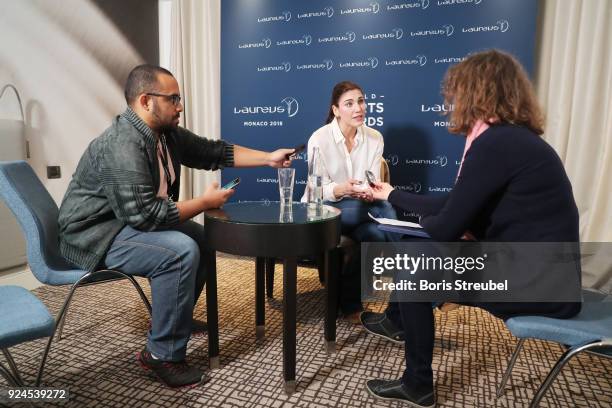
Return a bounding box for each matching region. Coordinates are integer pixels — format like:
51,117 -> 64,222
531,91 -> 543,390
124,64 -> 174,106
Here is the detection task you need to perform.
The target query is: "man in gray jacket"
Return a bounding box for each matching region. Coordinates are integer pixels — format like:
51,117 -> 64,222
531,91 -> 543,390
58,65 -> 293,388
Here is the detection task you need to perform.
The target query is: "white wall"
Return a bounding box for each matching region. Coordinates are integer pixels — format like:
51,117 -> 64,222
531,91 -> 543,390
0,0 -> 144,203
0,0 -> 150,287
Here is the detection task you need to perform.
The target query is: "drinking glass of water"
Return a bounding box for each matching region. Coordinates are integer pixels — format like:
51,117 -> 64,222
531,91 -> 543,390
278,168 -> 295,207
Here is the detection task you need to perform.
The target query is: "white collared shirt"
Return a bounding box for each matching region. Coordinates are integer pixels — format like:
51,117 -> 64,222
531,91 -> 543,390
300,118 -> 384,202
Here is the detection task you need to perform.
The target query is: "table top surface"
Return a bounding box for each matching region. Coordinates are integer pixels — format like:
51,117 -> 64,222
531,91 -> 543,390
204,201 -> 340,225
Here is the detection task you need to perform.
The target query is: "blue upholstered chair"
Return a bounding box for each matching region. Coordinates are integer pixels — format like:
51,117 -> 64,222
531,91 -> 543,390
0,285 -> 54,387
0,160 -> 152,386
497,289 -> 612,407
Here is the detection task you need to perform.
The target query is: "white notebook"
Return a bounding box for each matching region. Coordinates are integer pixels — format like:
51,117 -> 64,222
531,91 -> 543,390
368,212 -> 423,229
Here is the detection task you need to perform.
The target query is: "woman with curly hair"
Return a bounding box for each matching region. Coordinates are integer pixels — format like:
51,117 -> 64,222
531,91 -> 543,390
362,50 -> 581,407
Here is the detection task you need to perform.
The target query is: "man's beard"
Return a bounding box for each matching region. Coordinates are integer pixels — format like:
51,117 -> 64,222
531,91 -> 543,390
152,104 -> 178,133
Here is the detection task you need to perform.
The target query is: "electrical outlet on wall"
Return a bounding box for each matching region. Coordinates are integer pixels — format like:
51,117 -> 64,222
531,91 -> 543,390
47,166 -> 61,179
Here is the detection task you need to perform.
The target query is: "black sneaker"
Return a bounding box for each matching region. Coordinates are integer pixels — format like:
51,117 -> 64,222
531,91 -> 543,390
137,349 -> 210,388
360,311 -> 405,344
366,379 -> 435,408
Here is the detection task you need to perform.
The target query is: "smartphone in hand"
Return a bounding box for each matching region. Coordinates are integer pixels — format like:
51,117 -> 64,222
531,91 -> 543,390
285,143 -> 306,159
365,170 -> 377,187
222,177 -> 241,190
353,180 -> 368,192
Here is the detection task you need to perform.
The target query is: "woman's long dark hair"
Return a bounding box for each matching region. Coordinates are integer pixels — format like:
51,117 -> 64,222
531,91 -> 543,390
325,81 -> 364,124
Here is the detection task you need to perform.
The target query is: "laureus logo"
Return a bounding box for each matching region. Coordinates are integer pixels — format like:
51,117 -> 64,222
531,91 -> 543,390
392,28 -> 404,39
385,55 -> 427,67
438,0 -> 482,5
233,97 -> 299,118
408,182 -> 422,193
347,31 -> 357,42
281,97 -> 299,117
341,2 -> 380,15
238,37 -> 272,49
277,35 -> 312,47
497,19 -> 510,32
324,6 -> 334,17
256,62 -> 291,73
257,11 -> 292,23
323,59 -> 334,70
462,19 -> 509,33
405,155 -> 448,167
387,0 -> 429,11
397,182 -> 422,193
339,57 -> 379,69
410,24 -> 454,37
387,154 -> 399,166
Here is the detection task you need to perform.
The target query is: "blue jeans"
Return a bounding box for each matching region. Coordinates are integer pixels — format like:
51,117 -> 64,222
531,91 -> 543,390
103,220 -> 206,362
326,198 -> 398,243
326,199 -> 398,313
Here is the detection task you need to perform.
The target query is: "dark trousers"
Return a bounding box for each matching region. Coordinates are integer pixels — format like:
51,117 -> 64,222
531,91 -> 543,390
384,300 -> 581,387
326,199 -> 398,314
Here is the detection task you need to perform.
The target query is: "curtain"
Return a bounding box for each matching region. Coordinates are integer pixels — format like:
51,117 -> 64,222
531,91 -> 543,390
536,0 -> 611,290
168,0 -> 221,225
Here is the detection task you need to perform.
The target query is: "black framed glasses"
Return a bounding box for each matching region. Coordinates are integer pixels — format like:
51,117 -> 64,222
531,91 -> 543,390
146,92 -> 182,106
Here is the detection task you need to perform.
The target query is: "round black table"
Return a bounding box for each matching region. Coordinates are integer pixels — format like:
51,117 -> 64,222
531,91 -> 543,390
203,201 -> 341,393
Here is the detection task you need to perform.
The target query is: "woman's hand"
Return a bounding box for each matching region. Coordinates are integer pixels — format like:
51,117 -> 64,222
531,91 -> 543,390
371,181 -> 395,201
333,180 -> 355,199
333,179 -> 374,201
351,181 -> 374,202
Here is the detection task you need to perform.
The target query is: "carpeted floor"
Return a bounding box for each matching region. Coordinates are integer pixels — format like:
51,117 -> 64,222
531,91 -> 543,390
3,254 -> 611,407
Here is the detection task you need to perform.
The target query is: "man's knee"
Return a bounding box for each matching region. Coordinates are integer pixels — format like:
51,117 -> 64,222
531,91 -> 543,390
177,234 -> 200,270
156,231 -> 201,273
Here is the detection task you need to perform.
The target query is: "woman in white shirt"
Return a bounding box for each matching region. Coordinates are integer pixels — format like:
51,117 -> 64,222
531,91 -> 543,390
302,81 -> 397,322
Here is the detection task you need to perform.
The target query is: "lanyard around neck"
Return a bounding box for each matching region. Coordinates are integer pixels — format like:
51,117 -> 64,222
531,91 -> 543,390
159,134 -> 172,189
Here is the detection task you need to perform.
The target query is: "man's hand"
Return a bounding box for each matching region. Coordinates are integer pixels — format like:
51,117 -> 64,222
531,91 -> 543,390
202,181 -> 234,209
267,149 -> 294,168
371,181 -> 395,201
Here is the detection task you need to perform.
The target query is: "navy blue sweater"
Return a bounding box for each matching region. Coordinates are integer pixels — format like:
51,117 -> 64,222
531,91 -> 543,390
388,124 -> 579,243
